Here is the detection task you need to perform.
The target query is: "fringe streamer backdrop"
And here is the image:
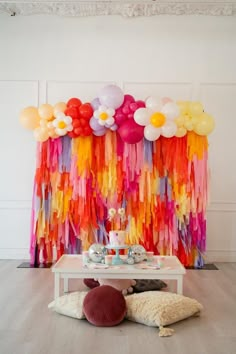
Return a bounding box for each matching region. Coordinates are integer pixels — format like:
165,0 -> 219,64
30,130 -> 209,267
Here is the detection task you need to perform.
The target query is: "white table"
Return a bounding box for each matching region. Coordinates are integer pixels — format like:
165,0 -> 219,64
52,254 -> 186,299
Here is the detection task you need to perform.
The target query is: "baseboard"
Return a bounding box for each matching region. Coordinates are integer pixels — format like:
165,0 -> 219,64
205,250 -> 236,263
0,248 -> 30,260
0,248 -> 236,262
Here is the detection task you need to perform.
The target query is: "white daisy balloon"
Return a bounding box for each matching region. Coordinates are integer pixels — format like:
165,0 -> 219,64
94,105 -> 115,127
52,112 -> 73,136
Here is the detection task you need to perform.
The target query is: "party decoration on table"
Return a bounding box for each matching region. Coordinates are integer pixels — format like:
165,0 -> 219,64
20,84 -> 215,267
88,244 -> 107,263
128,245 -> 147,263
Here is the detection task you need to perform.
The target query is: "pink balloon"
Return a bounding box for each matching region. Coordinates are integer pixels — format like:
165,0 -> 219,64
122,106 -> 130,115
136,100 -> 146,108
128,113 -> 134,119
123,94 -> 135,105
129,102 -> 138,112
114,111 -> 127,125
118,119 -> 144,144
162,97 -> 173,105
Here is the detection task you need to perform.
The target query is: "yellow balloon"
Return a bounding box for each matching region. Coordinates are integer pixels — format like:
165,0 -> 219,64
33,127 -> 49,142
194,113 -> 215,135
150,112 -> 166,127
184,120 -> 194,131
189,102 -> 204,118
38,104 -> 53,120
19,106 -> 40,130
174,115 -> 185,127
175,127 -> 187,137
53,102 -> 67,116
177,101 -> 189,115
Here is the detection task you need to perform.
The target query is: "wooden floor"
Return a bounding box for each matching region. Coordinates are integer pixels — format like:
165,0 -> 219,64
0,261 -> 236,354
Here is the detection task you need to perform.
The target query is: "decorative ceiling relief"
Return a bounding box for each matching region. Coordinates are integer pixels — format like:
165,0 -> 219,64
1,1 -> 236,17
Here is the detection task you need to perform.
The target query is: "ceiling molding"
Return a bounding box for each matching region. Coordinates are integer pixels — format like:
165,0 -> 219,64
0,1 -> 236,17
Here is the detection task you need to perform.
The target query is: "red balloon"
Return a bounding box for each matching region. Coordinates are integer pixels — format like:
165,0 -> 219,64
65,107 -> 79,120
80,118 -> 87,127
73,119 -> 81,128
74,127 -> 83,135
83,126 -> 93,136
118,119 -> 144,144
79,103 -> 93,119
67,98 -> 82,108
68,131 -> 77,138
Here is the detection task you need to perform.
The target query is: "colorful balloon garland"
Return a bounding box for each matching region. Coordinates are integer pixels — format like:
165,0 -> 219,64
20,85 -> 215,267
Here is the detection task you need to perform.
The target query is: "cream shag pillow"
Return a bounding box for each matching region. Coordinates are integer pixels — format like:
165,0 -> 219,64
125,291 -> 203,337
48,291 -> 88,319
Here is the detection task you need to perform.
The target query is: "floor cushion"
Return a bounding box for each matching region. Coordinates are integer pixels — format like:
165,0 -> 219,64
83,278 -> 100,289
48,291 -> 88,319
133,279 -> 167,293
125,291 -> 203,336
83,285 -> 127,327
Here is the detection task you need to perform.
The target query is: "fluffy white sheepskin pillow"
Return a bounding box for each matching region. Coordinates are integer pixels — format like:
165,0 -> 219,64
125,291 -> 203,336
48,291 -> 88,319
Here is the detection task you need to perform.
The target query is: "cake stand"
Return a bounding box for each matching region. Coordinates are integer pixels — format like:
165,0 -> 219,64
105,245 -> 130,265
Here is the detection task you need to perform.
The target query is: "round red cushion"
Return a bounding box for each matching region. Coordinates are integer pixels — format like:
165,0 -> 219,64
83,285 -> 126,326
83,278 -> 100,289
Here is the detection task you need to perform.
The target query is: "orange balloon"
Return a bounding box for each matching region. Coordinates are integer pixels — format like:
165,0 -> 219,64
19,106 -> 40,130
53,102 -> 67,116
38,104 -> 53,120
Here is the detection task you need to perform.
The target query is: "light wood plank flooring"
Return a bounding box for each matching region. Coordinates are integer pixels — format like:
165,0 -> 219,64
0,261 -> 235,354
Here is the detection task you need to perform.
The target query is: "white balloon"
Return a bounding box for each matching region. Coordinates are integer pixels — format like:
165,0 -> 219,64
134,108 -> 152,126
145,96 -> 162,112
161,102 -> 180,120
161,120 -> 177,138
144,124 -> 161,141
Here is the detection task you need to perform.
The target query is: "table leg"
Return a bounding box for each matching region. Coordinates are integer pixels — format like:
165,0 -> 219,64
64,277 -> 69,293
177,276 -> 183,295
54,273 -> 60,300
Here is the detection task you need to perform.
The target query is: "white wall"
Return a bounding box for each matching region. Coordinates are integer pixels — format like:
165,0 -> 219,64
0,14 -> 235,261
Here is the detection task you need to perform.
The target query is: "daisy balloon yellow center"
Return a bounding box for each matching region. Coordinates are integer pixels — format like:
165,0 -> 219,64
100,112 -> 108,120
150,112 -> 166,127
58,121 -> 66,129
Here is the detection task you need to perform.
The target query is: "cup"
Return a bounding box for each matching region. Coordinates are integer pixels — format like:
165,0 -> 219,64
146,251 -> 154,262
157,256 -> 165,268
105,255 -> 113,266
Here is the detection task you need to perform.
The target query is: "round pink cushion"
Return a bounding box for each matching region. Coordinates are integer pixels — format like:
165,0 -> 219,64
83,278 -> 100,289
83,285 -> 126,326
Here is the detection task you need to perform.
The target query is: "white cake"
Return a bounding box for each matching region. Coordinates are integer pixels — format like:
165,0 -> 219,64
109,231 -> 126,246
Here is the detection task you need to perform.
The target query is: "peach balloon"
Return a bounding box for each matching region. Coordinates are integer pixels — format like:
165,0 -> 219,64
38,104 -> 53,120
33,127 -> 49,142
53,102 -> 67,116
19,106 -> 40,130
